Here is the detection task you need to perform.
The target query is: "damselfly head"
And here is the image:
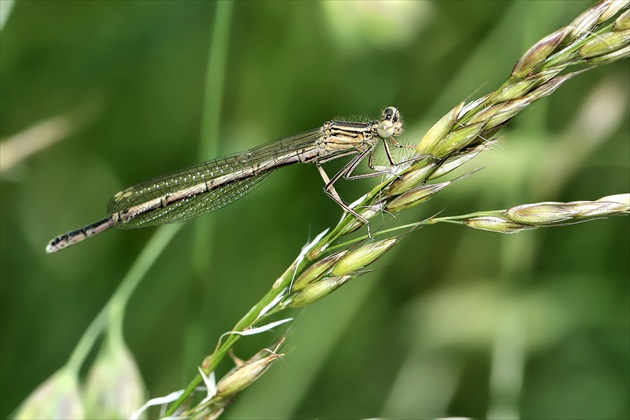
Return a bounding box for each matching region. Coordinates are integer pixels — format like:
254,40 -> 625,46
377,106 -> 403,139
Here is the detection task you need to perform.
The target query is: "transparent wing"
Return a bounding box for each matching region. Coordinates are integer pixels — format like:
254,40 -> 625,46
115,171 -> 273,229
106,128 -> 323,228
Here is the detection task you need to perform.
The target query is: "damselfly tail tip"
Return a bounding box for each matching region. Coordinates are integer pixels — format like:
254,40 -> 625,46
45,217 -> 115,254
46,236 -> 67,253
45,243 -> 58,254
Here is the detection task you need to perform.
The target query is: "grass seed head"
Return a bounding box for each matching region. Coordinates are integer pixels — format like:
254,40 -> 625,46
569,0 -> 610,39
598,193 -> 630,206
466,216 -> 531,233
506,202 -> 577,224
386,182 -> 450,213
292,251 -> 348,291
432,123 -> 485,158
602,0 -> 630,23
428,143 -> 490,180
288,275 -> 353,307
580,30 -> 630,59
331,238 -> 397,276
415,102 -> 464,154
512,29 -> 570,78
615,9 -> 630,30
14,370 -> 85,419
214,350 -> 282,401
388,157 -> 437,195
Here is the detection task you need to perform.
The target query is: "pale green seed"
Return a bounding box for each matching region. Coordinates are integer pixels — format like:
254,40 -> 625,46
583,45 -> 630,65
488,98 -> 532,128
83,334 -> 145,419
288,275 -> 352,307
432,123 -> 484,158
388,158 -> 437,195
466,216 -> 530,233
386,182 -> 449,213
415,102 -> 464,154
292,251 -> 347,291
512,29 -> 569,78
506,202 -> 576,224
571,200 -> 628,217
492,79 -> 538,102
597,193 -> 630,206
215,353 -> 279,399
569,3 -> 606,39
525,74 -> 575,101
337,205 -> 380,237
603,1 -> 630,24
615,9 -> 630,30
468,99 -> 530,129
580,30 -> 630,59
428,143 -> 488,180
331,238 -> 397,276
14,370 -> 85,419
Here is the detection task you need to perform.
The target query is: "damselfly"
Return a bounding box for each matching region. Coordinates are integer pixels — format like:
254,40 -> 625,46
46,106 -> 406,253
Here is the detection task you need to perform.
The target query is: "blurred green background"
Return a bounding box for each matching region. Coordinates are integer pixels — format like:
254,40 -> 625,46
1,0 -> 628,418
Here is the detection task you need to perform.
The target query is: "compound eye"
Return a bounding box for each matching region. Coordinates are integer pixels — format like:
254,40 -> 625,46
383,106 -> 400,123
383,107 -> 394,120
377,120 -> 395,138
